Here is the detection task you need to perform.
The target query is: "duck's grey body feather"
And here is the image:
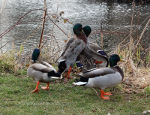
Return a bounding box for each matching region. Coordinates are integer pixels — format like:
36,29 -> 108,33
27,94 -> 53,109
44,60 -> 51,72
27,62 -> 60,83
30,62 -> 55,73
85,72 -> 122,89
58,38 -> 86,70
79,67 -> 115,78
84,43 -> 108,62
73,66 -> 124,89
88,42 -> 101,52
41,61 -> 54,69
60,38 -> 75,57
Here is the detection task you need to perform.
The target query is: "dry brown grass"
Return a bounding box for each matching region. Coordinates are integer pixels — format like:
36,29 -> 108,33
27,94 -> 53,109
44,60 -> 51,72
111,2 -> 150,92
114,39 -> 150,93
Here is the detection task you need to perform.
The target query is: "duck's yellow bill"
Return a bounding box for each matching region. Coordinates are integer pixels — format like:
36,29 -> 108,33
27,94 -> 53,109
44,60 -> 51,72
120,59 -> 125,62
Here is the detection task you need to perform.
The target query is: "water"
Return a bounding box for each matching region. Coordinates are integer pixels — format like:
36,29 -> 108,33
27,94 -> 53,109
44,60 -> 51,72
0,0 -> 150,53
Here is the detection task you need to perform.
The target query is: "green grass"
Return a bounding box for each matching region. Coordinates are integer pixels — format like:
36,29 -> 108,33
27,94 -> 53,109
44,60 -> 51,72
0,72 -> 150,115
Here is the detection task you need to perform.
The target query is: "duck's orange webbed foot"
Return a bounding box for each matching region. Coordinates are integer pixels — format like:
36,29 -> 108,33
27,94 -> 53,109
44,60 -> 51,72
32,81 -> 40,93
103,92 -> 112,96
32,88 -> 39,93
66,67 -> 72,79
101,95 -> 110,100
100,90 -> 111,100
41,83 -> 49,90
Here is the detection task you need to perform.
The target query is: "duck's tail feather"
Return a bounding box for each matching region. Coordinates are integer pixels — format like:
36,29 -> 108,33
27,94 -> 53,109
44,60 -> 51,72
51,75 -> 63,79
73,81 -> 87,86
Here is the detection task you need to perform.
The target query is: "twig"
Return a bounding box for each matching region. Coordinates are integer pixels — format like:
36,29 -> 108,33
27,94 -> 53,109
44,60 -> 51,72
0,40 -> 14,49
47,14 -> 69,38
135,19 -> 150,48
119,16 -> 150,46
128,0 -> 135,58
100,23 -> 104,49
92,30 -> 127,35
39,0 -> 47,49
92,88 -> 100,98
0,9 -> 43,40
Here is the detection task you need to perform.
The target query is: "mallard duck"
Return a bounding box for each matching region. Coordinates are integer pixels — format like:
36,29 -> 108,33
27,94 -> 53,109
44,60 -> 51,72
57,23 -> 87,78
76,25 -> 108,72
27,49 -> 62,93
64,25 -> 108,79
73,54 -> 124,100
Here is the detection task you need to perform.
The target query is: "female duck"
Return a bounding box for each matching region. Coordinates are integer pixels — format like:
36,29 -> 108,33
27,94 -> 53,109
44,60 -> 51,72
73,54 -> 124,100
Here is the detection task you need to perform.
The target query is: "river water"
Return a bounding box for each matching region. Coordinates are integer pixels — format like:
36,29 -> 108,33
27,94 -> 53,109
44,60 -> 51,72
0,0 -> 150,53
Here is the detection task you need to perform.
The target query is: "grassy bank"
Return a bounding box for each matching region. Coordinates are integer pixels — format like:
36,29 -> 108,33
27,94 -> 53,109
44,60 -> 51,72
0,0 -> 150,114
0,71 -> 150,115
0,44 -> 150,114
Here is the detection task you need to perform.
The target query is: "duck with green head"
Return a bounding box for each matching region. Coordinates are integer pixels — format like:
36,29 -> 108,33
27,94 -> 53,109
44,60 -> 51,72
27,48 -> 62,93
57,23 -> 87,78
73,54 -> 124,100
64,25 -> 109,79
76,25 -> 108,71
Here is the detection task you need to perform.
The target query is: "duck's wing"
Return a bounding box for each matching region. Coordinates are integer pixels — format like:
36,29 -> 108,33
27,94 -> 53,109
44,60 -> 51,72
30,63 -> 54,73
79,67 -> 115,78
58,38 -> 86,69
77,44 -> 108,70
60,38 -> 75,57
88,42 -> 108,57
88,42 -> 102,52
41,61 -> 55,71
77,52 -> 96,71
84,44 -> 108,62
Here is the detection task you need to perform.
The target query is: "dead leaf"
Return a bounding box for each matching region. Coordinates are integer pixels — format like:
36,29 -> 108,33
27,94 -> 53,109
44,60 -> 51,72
59,11 -> 64,16
52,14 -> 57,19
64,19 -> 68,23
64,40 -> 68,43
